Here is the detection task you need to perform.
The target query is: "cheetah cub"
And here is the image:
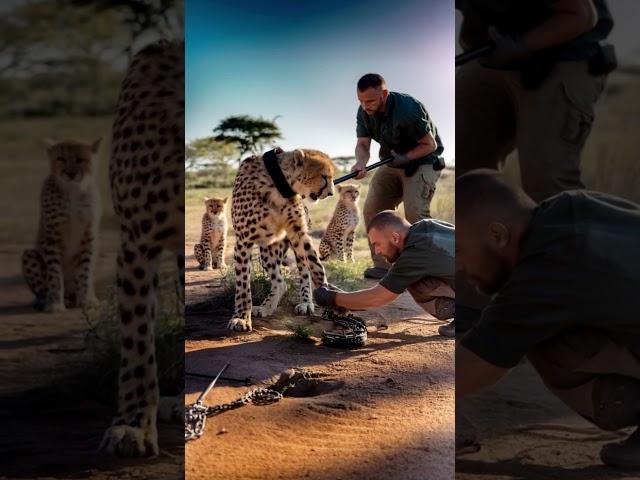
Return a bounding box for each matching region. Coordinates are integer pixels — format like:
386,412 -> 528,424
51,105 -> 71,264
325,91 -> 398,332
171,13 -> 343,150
319,184 -> 360,262
22,139 -> 101,312
194,196 -> 227,270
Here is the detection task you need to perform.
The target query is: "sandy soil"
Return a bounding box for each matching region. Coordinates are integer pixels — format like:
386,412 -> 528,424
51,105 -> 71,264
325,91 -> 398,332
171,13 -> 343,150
184,244 -> 455,480
456,361 -> 640,480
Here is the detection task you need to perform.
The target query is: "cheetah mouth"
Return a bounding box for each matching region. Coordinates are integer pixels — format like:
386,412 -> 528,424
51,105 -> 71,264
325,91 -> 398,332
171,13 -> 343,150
310,175 -> 330,201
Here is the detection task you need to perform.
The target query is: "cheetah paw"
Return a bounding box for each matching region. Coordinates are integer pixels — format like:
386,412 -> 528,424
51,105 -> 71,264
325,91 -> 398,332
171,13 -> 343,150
227,317 -> 252,332
100,425 -> 158,457
252,305 -> 275,318
44,302 -> 67,313
294,302 -> 315,315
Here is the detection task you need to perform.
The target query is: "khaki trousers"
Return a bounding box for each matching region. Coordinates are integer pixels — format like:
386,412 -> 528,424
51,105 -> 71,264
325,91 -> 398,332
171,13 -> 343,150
407,277 -> 455,320
528,329 -> 640,431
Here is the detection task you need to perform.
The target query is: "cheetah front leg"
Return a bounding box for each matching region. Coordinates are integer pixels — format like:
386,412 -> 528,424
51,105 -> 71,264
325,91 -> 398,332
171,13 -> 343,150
334,236 -> 346,262
286,229 -> 327,314
101,240 -> 161,457
228,240 -> 253,331
212,232 -> 227,269
72,225 -> 98,307
41,232 -> 66,313
345,231 -> 355,262
252,241 -> 287,318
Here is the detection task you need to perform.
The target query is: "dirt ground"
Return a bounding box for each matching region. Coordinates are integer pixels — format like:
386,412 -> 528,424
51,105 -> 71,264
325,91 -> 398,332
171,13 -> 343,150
456,361 -> 639,480
184,243 -> 455,480
0,117 -> 183,480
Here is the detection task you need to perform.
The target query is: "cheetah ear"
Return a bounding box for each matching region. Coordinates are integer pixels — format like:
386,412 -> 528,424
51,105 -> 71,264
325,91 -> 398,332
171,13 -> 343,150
203,196 -> 209,202
90,138 -> 101,154
223,197 -> 228,203
293,149 -> 304,168
41,138 -> 56,151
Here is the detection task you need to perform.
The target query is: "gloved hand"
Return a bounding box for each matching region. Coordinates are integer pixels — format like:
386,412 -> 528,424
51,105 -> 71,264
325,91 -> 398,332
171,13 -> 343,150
313,284 -> 344,307
481,26 -> 530,69
390,150 -> 411,167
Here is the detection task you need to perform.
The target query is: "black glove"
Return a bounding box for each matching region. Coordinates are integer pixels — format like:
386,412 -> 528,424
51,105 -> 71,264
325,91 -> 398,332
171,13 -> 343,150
390,150 -> 411,168
481,26 -> 530,69
313,284 -> 344,307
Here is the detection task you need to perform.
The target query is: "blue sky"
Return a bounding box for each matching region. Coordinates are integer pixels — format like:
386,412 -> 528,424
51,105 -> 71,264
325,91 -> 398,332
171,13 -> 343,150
186,0 -> 455,162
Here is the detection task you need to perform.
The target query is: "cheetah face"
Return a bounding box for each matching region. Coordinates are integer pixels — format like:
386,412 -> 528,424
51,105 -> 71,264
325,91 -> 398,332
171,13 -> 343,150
46,138 -> 100,184
337,184 -> 360,204
204,196 -> 227,218
288,149 -> 335,202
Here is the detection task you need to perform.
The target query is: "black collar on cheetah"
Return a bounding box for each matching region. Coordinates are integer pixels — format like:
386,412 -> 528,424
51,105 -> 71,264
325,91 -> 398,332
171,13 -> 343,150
263,148 -> 296,199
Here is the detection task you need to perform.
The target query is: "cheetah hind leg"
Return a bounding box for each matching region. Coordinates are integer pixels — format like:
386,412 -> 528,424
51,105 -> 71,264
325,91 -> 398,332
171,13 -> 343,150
318,238 -> 332,262
193,243 -> 211,271
22,249 -> 47,310
251,241 -> 287,318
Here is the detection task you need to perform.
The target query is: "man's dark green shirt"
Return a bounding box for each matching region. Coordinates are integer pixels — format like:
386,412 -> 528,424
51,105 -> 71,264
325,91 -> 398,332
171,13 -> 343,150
356,92 -> 444,174
460,191 -> 640,369
380,219 -> 455,295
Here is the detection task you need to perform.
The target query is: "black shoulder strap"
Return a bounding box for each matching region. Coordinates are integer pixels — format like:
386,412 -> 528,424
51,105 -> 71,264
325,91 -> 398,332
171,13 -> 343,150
263,148 -> 296,199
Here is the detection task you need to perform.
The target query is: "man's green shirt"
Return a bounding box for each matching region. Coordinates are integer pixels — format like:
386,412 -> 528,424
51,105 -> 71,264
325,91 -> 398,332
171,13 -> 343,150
461,191 -> 640,369
380,219 -> 455,295
356,92 -> 444,172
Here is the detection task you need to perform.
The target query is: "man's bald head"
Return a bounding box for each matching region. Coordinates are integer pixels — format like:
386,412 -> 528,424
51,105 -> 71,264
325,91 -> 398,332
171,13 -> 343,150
366,210 -> 411,234
456,169 -> 537,224
367,210 -> 411,264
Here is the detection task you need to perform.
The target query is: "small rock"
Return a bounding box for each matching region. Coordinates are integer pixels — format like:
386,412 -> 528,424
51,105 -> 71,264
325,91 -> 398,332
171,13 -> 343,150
217,428 -> 228,435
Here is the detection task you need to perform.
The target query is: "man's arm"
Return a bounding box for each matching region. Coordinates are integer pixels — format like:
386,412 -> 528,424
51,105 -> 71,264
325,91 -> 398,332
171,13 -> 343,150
390,132 -> 438,167
524,0 -> 597,51
335,283 -> 399,310
352,137 -> 371,180
405,132 -> 437,161
456,343 -> 509,398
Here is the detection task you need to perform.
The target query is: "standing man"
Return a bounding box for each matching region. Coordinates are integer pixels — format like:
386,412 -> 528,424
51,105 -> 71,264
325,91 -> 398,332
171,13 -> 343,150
351,73 -> 446,280
313,211 -> 456,338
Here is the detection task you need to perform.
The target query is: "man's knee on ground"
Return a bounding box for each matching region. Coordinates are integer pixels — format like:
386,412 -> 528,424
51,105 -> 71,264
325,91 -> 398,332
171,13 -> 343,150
591,375 -> 640,431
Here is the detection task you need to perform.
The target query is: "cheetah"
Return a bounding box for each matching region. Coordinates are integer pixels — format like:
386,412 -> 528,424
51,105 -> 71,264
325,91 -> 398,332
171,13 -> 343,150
100,40 -> 184,457
22,139 -> 101,313
229,148 -> 335,332
319,184 -> 361,262
193,196 -> 227,270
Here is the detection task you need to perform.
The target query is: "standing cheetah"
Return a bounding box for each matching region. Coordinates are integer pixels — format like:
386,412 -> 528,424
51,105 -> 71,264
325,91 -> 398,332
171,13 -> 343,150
193,196 -> 227,270
319,184 -> 361,262
100,40 -> 184,457
229,148 -> 335,332
22,139 -> 101,312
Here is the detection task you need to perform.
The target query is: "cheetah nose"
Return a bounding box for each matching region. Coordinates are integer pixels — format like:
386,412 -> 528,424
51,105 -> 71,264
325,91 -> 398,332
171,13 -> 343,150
327,191 -> 333,196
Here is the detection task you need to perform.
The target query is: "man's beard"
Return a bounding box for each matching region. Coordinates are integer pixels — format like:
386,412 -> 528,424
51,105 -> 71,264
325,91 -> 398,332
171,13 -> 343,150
474,258 -> 512,295
384,247 -> 401,263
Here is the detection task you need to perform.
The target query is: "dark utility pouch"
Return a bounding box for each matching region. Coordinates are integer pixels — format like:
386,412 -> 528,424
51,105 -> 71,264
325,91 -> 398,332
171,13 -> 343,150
588,43 -> 617,76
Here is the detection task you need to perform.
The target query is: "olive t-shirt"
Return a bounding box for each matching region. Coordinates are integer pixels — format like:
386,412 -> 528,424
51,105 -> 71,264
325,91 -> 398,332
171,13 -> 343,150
379,219 -> 455,294
356,92 -> 444,168
460,191 -> 640,369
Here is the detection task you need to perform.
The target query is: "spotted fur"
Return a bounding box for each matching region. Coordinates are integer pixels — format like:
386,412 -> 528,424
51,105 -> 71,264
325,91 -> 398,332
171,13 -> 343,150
22,139 -> 101,313
228,148 -> 335,332
319,184 -> 360,262
100,40 -> 184,457
193,197 -> 227,270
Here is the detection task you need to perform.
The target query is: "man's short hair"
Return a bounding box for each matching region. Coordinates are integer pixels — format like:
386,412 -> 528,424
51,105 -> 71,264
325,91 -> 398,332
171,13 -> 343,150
456,169 -> 535,222
357,73 -> 386,91
367,210 -> 408,233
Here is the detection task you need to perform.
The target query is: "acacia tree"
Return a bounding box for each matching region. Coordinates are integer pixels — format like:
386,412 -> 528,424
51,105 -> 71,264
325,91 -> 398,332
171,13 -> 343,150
213,115 -> 282,164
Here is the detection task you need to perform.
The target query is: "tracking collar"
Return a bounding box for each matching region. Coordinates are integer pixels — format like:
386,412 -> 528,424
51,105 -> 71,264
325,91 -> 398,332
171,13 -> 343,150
263,148 -> 296,199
